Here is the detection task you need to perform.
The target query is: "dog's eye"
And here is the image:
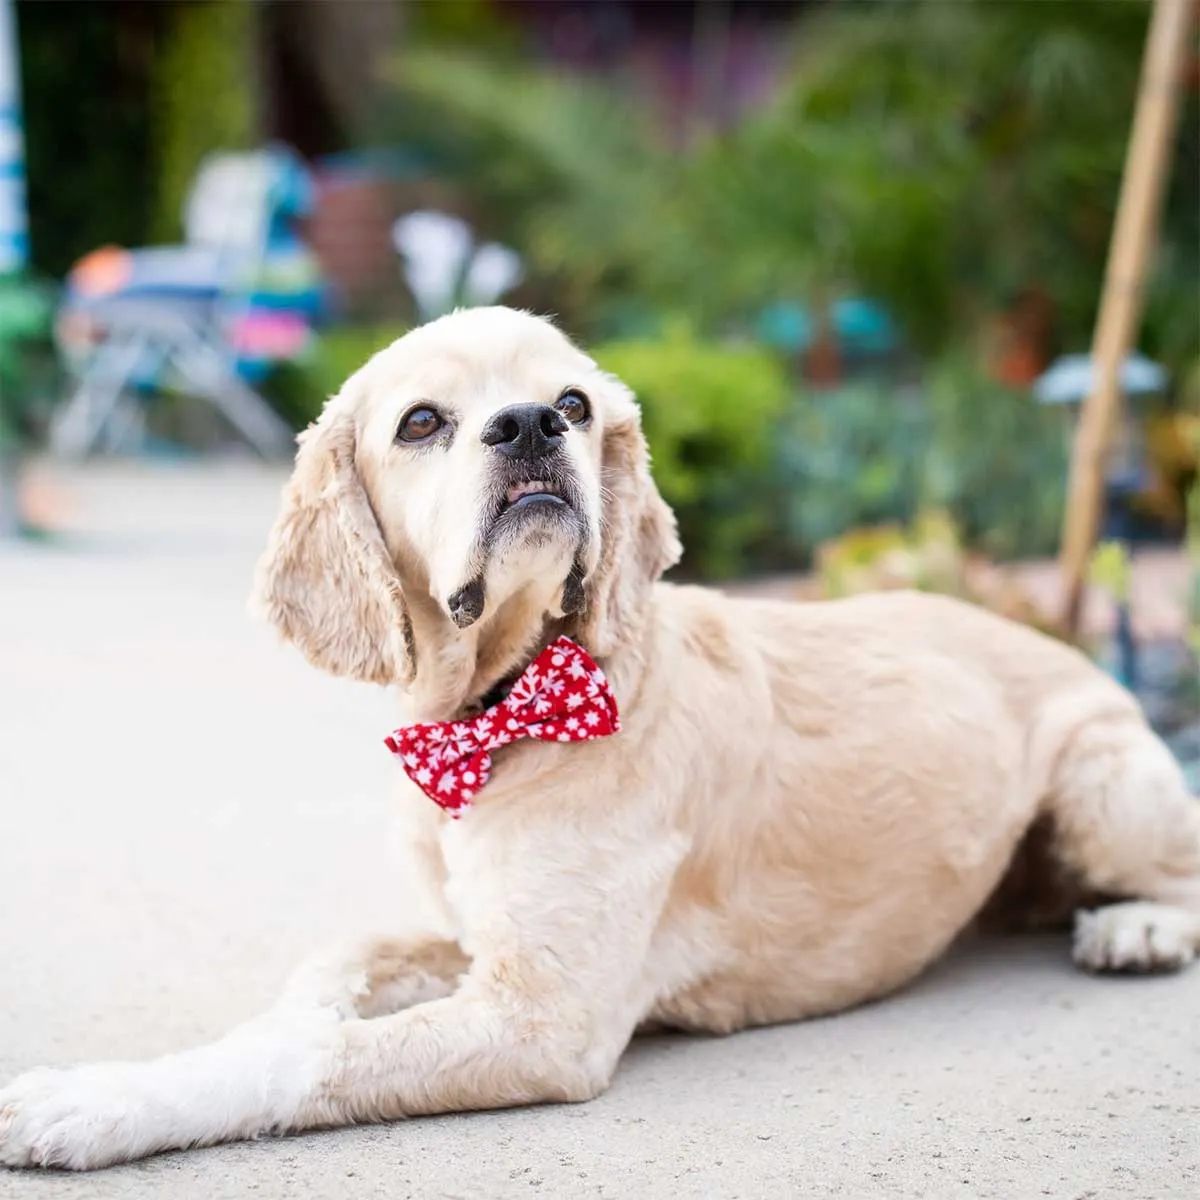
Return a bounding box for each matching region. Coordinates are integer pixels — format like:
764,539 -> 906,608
397,406 -> 444,443
554,389 -> 591,426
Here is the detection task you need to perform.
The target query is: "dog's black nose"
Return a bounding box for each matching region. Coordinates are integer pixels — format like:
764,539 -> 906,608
480,404 -> 568,459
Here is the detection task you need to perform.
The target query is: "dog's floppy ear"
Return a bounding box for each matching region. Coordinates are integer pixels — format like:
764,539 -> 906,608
251,400 -> 415,686
577,380 -> 681,656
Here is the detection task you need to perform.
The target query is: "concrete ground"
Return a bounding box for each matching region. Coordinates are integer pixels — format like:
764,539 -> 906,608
1,461 -> 1197,1200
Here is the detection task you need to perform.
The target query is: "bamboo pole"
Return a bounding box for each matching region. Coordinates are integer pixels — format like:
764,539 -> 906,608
1058,0 -> 1195,636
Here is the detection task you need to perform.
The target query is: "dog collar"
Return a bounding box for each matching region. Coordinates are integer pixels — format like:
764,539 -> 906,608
384,636 -> 621,817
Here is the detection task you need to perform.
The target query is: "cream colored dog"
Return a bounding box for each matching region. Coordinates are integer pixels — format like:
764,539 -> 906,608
3,306 -> 1199,1171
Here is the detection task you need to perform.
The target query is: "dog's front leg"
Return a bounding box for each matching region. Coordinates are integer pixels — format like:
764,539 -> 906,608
0,936 -> 470,1172
0,816 -> 687,1171
0,982 -> 605,1172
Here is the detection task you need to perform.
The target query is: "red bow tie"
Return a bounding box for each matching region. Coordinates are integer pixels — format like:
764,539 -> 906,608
384,636 -> 621,817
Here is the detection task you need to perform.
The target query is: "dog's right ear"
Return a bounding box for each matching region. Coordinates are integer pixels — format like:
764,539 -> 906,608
250,401 -> 415,687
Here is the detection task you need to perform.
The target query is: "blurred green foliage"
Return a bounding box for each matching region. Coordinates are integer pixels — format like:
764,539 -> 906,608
385,0 -> 1197,382
150,0 -> 256,243
699,0 -> 1170,354
594,323 -> 791,578
921,358 -> 1070,560
380,46 -> 687,333
776,364 -> 1068,569
0,276 -> 60,453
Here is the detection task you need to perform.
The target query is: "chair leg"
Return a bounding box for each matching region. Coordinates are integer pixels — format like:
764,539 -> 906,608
169,324 -> 294,459
50,332 -> 151,460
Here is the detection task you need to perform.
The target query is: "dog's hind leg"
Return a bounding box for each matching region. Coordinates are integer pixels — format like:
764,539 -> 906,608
276,936 -> 470,1018
1044,710 -> 1200,973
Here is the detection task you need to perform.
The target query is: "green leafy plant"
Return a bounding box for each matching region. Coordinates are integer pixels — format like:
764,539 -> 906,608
594,322 -> 791,579
920,357 -> 1069,559
774,379 -> 931,554
774,359 -> 1068,564
699,0 -> 1186,366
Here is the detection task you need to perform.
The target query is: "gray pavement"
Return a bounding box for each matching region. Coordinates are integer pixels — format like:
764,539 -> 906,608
1,461 -> 1197,1199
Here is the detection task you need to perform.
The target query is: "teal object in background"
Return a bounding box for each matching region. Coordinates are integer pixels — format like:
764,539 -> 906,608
832,298 -> 897,355
0,0 -> 28,274
755,298 -> 898,357
756,302 -> 812,354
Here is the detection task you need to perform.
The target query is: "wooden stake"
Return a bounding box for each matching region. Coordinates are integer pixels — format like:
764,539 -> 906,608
1058,0 -> 1195,636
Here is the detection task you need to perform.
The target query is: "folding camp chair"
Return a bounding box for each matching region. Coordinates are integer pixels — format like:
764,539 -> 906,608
50,144 -> 324,460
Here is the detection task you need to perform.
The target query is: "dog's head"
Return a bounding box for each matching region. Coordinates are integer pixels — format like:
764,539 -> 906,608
251,307 -> 680,703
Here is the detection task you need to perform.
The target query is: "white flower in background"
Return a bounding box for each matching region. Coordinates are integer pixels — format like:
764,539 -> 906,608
462,241 -> 524,308
392,209 -> 523,322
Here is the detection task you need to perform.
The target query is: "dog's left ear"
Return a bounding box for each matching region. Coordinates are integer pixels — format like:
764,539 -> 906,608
577,378 -> 681,656
250,398 -> 416,687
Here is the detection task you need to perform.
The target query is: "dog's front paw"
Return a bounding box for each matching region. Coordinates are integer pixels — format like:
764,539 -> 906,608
0,1062 -> 159,1171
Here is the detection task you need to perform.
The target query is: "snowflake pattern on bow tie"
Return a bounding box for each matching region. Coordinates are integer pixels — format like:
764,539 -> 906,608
383,636 -> 621,817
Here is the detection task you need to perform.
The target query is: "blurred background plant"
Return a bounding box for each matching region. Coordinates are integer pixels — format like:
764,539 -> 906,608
593,321 -> 790,578
6,0 -> 1199,759
813,509 -> 1065,641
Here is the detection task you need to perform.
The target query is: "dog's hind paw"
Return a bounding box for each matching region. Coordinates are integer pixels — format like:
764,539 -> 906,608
1073,902 -> 1200,975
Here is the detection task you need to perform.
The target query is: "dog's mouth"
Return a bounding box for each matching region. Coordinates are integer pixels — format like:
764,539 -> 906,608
484,463 -> 586,546
502,480 -> 567,511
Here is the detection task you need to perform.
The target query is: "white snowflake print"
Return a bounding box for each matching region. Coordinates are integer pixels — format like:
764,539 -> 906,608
415,766 -> 432,786
437,771 -> 457,794
565,717 -> 580,731
566,658 -> 588,681
583,710 -> 600,727
402,753 -> 420,769
507,673 -> 540,708
565,692 -> 585,710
